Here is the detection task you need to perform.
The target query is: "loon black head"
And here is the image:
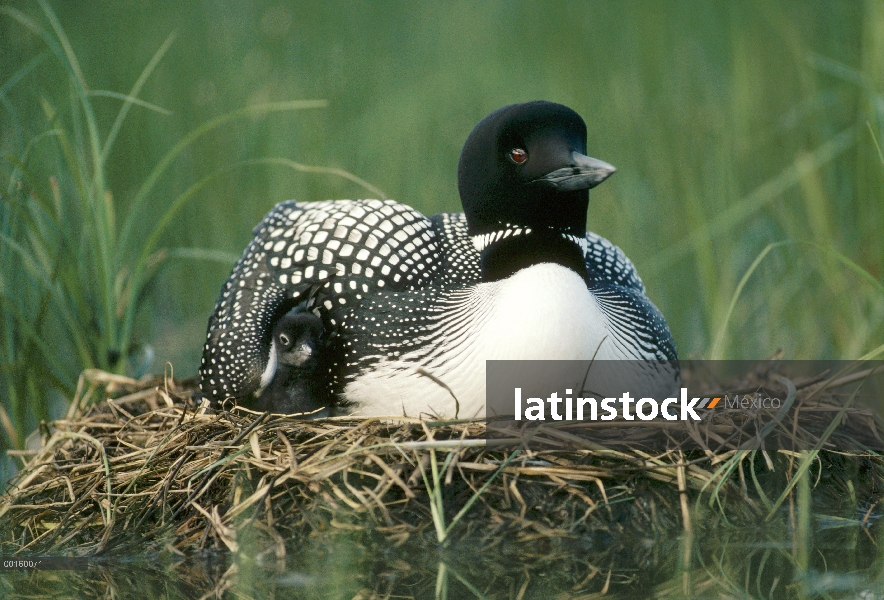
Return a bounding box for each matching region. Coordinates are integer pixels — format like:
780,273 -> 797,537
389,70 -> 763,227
457,101 -> 616,281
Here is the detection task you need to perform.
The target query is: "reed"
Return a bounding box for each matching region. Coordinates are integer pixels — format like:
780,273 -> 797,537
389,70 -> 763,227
0,2 -> 331,452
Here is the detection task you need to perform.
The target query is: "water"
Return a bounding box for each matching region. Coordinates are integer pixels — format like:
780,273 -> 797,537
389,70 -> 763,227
1,522 -> 881,598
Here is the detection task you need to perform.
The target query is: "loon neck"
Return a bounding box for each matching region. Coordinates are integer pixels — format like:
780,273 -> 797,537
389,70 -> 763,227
474,228 -> 587,283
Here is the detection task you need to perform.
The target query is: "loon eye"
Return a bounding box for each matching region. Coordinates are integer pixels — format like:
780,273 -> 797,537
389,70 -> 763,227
278,333 -> 291,347
508,148 -> 528,164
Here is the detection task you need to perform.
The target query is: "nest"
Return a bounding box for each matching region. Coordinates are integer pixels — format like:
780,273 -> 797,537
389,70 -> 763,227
1,364 -> 883,596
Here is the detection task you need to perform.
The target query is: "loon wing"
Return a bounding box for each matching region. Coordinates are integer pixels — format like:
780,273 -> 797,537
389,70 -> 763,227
200,199 -> 443,401
589,282 -> 679,361
583,231 -> 646,293
582,232 -> 678,361
426,212 -> 481,285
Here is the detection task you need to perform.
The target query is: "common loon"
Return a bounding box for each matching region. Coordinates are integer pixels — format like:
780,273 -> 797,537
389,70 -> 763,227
199,101 -> 678,416
249,305 -> 330,415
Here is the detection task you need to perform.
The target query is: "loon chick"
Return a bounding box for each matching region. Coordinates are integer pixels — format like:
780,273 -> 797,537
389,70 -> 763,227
250,305 -> 330,415
199,101 -> 678,416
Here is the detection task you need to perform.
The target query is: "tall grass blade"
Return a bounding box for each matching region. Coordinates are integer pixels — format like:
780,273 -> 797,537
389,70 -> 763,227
710,240 -> 884,359
0,234 -> 93,366
99,31 -> 177,163
166,248 -> 240,265
37,0 -> 123,357
867,121 -> 884,167
0,51 -> 48,98
858,342 -> 884,361
37,0 -> 104,190
260,157 -> 389,199
88,91 -> 172,116
444,448 -> 520,539
118,100 -> 327,258
764,377 -> 867,520
447,564 -> 488,599
710,241 -> 787,359
646,127 -> 857,276
0,8 -> 61,59
2,158 -> 58,225
808,53 -> 872,90
0,291 -> 79,385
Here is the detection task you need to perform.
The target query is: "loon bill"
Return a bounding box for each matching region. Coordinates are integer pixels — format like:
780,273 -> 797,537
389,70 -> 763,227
199,101 -> 678,417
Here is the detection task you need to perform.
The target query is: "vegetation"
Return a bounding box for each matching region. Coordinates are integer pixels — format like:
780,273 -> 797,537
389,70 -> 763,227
0,2 -> 329,453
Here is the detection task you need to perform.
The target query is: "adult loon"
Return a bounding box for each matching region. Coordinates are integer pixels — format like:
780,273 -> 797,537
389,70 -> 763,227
199,101 -> 678,416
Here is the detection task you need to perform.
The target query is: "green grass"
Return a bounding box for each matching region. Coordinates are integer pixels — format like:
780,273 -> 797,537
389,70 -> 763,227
1,0 -> 884,455
0,1 -> 326,450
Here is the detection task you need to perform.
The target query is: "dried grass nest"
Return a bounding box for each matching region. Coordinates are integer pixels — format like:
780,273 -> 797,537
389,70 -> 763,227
1,363 -> 883,563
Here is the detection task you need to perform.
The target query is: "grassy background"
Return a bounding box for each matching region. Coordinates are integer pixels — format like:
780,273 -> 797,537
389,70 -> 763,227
1,0 -> 883,448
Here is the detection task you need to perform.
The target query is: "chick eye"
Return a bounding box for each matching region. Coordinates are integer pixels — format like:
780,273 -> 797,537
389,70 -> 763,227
278,333 -> 291,347
508,148 -> 528,164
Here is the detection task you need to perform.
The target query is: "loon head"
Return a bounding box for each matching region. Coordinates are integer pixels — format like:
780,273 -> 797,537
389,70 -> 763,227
457,101 -> 616,281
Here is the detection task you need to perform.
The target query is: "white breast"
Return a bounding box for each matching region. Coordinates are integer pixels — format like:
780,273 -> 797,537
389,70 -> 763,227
343,263 -> 629,418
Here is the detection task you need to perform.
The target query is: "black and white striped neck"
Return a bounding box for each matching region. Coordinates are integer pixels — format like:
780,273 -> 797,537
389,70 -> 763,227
471,225 -> 589,283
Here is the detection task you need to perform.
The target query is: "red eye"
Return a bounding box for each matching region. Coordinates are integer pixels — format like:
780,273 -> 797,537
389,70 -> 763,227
509,148 -> 528,164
